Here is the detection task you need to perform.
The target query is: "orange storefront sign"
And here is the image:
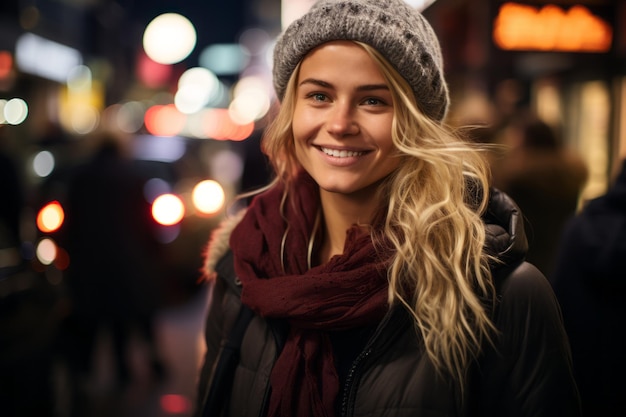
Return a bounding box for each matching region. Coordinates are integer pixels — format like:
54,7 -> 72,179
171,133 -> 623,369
493,2 -> 613,52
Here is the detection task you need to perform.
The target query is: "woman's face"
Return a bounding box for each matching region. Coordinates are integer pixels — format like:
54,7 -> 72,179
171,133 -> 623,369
292,41 -> 400,197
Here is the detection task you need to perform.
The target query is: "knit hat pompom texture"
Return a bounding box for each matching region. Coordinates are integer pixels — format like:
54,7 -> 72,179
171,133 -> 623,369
272,0 -> 450,121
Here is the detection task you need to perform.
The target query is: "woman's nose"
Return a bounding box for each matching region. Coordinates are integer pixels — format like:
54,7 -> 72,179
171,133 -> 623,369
326,102 -> 359,136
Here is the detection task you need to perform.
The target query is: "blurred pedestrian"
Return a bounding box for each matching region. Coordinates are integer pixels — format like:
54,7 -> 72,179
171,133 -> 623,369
194,1 -> 581,416
551,157 -> 626,417
490,111 -> 587,278
60,130 -> 166,415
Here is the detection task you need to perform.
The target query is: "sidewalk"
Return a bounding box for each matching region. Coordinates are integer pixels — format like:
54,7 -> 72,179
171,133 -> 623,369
55,284 -> 211,417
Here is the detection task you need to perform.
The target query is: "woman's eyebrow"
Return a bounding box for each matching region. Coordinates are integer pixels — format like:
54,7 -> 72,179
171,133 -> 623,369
298,78 -> 332,89
298,78 -> 389,92
356,84 -> 390,92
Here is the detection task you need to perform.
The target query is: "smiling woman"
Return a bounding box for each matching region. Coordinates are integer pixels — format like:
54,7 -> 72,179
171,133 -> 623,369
193,1 -> 582,417
292,41 -> 398,203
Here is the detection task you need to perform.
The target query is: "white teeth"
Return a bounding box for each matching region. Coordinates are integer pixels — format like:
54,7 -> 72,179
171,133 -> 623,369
321,147 -> 364,158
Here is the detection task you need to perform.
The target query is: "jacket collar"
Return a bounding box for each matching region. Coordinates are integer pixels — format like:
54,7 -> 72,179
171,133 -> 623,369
203,209 -> 246,280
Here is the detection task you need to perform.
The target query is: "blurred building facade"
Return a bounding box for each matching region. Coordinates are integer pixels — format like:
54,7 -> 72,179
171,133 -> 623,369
423,0 -> 626,202
1,0 -> 624,363
0,0 -> 623,334
1,0 -> 624,228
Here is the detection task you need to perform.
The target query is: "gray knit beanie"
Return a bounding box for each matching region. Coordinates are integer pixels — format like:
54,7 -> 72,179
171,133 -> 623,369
272,0 -> 450,122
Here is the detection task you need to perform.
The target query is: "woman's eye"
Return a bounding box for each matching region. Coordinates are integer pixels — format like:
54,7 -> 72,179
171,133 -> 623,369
363,97 -> 383,106
311,93 -> 327,101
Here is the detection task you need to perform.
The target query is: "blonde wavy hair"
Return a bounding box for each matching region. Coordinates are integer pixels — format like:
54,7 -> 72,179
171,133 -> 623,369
260,41 -> 496,384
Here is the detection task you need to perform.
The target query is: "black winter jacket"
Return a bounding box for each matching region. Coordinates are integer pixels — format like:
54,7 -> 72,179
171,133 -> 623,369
194,189 -> 581,417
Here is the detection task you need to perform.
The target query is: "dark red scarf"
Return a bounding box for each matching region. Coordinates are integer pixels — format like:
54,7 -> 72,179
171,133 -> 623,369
230,173 -> 390,417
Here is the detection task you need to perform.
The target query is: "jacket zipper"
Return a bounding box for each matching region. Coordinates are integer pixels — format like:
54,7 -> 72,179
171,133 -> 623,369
340,347 -> 372,416
339,306 -> 411,417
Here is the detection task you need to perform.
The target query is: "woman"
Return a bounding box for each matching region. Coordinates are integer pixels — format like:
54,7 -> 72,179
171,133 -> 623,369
194,0 -> 581,416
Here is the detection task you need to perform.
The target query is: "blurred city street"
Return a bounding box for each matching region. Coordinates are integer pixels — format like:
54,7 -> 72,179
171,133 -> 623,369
1,0 -> 625,416
55,283 -> 211,417
1,238 -> 213,417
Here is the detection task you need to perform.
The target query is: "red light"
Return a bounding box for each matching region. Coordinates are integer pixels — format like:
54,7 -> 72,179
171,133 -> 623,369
159,394 -> 190,414
230,121 -> 254,141
0,51 -> 13,79
144,104 -> 187,137
136,51 -> 173,88
202,108 -> 254,141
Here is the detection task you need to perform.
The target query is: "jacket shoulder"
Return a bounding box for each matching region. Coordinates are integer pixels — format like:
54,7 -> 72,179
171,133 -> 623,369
480,261 -> 582,416
500,261 -> 545,289
496,261 -> 560,319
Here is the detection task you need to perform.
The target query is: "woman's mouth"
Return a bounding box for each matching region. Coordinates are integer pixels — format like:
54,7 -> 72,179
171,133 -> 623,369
320,147 -> 365,158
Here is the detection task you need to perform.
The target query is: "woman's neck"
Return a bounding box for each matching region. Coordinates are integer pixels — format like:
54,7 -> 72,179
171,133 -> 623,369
318,189 -> 378,264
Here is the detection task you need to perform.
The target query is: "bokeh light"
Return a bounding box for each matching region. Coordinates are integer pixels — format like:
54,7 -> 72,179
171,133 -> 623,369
199,43 -> 249,76
144,104 -> 187,137
32,150 -> 55,178
229,75 -> 271,124
160,394 -> 191,414
155,224 -> 181,244
152,193 -> 185,226
184,111 -> 209,138
67,64 -> 92,92
0,51 -> 13,79
202,108 -> 254,141
175,67 -> 220,114
4,97 -> 28,124
36,238 -> 57,265
192,180 -> 225,215
136,51 -> 173,88
37,201 -> 65,233
69,104 -> 100,134
143,13 -> 197,65
144,177 -> 172,203
132,134 -> 186,162
116,101 -> 146,133
15,32 -> 82,83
